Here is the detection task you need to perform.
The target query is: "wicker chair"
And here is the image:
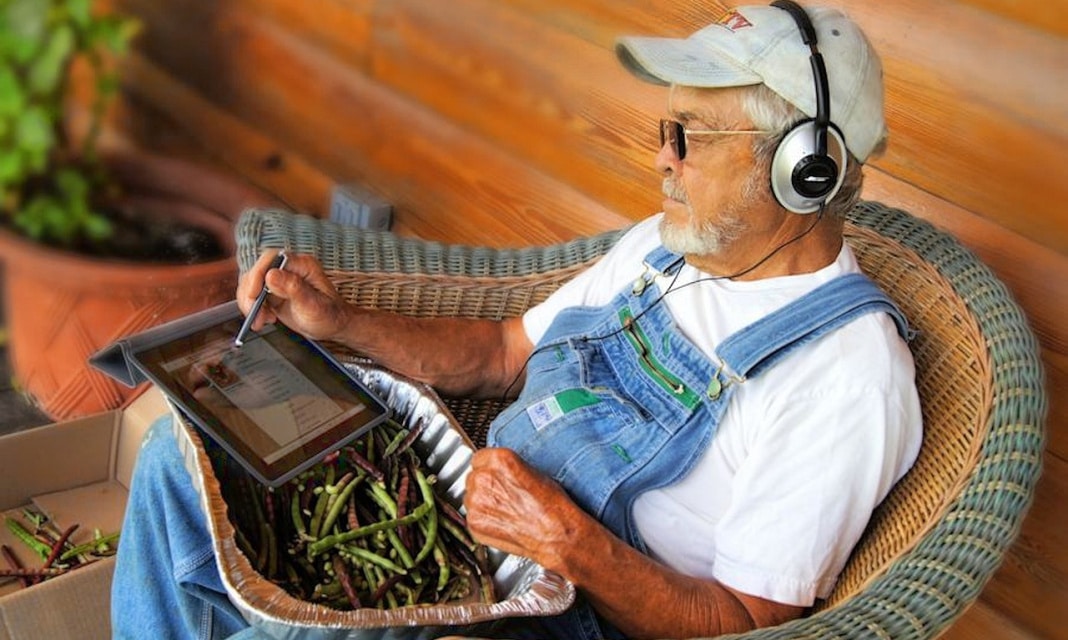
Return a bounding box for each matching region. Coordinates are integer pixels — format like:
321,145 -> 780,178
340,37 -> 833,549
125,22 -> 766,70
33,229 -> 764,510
234,201 -> 1047,639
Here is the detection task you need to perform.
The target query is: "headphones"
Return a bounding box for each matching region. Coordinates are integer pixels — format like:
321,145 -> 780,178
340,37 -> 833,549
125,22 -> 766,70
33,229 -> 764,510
768,0 -> 847,214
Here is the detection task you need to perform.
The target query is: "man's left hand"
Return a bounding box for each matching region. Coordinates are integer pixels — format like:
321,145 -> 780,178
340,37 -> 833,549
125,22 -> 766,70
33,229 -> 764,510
463,447 -> 582,572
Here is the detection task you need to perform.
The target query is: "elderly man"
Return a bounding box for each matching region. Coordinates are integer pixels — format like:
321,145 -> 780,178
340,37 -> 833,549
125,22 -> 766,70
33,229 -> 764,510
112,2 -> 921,639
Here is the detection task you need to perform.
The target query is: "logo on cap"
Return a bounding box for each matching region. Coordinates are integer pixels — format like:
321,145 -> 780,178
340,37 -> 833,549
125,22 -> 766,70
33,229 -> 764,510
716,11 -> 754,32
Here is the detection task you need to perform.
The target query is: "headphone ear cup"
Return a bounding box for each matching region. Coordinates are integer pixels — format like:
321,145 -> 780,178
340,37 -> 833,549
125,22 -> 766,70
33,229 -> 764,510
793,154 -> 839,199
770,122 -> 847,214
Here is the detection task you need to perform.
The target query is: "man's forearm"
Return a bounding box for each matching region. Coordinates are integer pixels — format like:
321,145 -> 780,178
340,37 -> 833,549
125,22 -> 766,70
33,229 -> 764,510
553,515 -> 764,639
465,448 -> 800,639
330,308 -> 527,398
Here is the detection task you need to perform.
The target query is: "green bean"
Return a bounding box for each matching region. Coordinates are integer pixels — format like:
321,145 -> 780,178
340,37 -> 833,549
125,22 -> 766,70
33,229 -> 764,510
342,545 -> 407,575
413,468 -> 437,564
308,486 -> 331,539
367,481 -> 398,517
261,521 -> 278,579
73,530 -> 119,557
5,517 -> 52,560
318,472 -> 365,538
386,528 -> 416,573
439,514 -> 476,551
307,501 -> 432,557
433,539 -> 449,592
291,488 -> 307,538
382,427 -> 409,458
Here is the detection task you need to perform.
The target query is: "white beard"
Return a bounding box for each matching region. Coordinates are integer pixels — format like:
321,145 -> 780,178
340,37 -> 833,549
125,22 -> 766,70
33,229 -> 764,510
659,178 -> 749,256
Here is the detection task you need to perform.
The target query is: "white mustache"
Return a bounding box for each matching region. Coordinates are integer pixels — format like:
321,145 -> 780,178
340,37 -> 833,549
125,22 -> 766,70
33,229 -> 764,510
662,179 -> 688,204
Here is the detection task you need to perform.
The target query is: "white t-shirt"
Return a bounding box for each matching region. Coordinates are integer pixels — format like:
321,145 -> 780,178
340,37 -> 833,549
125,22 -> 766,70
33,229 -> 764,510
522,214 -> 922,606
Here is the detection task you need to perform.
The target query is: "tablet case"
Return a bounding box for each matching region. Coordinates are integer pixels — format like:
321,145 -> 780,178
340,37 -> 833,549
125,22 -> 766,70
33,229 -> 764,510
90,301 -> 243,389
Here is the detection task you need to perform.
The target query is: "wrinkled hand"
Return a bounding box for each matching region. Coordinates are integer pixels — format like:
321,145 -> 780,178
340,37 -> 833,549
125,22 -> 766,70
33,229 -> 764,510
236,251 -> 351,341
464,448 -> 584,573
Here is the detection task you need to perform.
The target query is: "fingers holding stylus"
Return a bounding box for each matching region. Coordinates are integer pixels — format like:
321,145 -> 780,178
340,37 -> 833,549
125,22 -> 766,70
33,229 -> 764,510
237,251 -> 351,341
237,250 -> 286,331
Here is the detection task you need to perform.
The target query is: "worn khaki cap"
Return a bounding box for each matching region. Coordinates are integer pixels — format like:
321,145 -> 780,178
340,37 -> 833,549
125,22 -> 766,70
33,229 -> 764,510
616,5 -> 886,161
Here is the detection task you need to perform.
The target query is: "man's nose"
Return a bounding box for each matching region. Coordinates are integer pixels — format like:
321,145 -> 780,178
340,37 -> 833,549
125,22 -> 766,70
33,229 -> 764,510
656,139 -> 681,175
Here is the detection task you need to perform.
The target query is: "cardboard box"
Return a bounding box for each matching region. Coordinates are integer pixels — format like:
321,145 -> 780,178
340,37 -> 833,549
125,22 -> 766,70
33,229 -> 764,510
0,386 -> 168,640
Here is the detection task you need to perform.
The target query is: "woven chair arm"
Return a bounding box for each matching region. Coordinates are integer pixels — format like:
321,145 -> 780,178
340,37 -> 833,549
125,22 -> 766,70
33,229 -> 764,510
235,208 -> 626,311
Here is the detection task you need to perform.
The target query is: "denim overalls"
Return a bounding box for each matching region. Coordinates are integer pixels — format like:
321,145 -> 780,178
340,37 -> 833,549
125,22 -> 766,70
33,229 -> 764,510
487,245 -> 908,640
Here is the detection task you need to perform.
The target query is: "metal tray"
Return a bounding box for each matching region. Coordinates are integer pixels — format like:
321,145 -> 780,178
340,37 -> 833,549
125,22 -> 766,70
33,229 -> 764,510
172,363 -> 575,639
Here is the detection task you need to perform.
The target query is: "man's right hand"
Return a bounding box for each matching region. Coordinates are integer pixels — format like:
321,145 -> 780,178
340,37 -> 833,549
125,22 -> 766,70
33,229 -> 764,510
236,251 -> 352,342
237,250 -> 533,399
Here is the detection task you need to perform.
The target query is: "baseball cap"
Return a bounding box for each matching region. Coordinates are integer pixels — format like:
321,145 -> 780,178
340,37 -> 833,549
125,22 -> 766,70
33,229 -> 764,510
615,4 -> 886,162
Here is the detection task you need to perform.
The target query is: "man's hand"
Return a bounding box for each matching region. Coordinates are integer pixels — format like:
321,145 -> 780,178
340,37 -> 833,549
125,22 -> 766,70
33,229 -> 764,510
237,251 -> 351,342
237,251 -> 533,399
464,448 -> 584,571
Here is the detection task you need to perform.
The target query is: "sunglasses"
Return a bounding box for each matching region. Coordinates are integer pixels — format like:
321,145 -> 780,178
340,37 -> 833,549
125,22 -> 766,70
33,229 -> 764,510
659,119 -> 771,160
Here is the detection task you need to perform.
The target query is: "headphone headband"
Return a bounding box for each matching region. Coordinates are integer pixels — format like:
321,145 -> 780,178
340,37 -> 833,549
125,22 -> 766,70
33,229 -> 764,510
770,0 -> 830,154
767,0 -> 844,213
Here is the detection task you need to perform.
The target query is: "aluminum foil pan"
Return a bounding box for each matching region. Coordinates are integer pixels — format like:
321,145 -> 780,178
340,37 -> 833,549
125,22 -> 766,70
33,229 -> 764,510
171,363 -> 575,639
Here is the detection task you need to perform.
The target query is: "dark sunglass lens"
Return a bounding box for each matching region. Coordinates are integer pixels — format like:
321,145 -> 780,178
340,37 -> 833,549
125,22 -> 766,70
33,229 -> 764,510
674,121 -> 686,159
659,120 -> 685,159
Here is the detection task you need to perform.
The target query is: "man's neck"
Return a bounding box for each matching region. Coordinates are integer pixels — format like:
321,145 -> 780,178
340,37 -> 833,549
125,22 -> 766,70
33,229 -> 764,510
685,214 -> 844,281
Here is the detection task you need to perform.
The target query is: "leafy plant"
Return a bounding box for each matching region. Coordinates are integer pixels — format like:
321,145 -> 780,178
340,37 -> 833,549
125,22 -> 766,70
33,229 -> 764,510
0,0 -> 138,246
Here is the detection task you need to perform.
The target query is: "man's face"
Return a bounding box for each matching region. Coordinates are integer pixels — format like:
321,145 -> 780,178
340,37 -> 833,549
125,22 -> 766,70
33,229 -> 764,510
656,86 -> 773,258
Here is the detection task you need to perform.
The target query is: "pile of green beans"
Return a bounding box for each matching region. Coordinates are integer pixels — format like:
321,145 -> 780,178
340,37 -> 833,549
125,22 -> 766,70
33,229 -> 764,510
217,418 -> 495,611
2,509 -> 119,586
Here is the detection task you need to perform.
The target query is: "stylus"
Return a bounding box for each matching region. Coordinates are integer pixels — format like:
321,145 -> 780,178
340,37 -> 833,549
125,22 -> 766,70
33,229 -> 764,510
233,251 -> 287,348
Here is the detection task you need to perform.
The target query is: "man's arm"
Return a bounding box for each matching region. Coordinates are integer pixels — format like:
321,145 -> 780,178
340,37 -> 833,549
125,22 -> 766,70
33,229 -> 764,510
464,448 -> 804,639
237,251 -> 533,398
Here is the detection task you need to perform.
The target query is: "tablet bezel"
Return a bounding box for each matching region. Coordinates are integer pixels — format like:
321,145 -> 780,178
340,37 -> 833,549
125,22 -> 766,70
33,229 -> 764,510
131,313 -> 390,487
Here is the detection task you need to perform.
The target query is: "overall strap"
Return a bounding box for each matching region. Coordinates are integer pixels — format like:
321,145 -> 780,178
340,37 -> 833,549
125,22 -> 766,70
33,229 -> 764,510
629,245 -> 685,298
715,273 -> 910,380
644,245 -> 684,273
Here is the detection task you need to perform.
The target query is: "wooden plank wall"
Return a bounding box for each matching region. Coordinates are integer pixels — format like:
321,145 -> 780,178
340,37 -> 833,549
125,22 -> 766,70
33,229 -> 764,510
97,0 -> 1066,637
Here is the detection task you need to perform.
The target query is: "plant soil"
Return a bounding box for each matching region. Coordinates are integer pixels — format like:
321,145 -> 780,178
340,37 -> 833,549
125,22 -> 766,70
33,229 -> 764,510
75,205 -> 228,264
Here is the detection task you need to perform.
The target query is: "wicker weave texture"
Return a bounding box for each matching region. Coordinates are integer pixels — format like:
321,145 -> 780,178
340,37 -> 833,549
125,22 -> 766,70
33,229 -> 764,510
818,223 -> 993,608
234,202 -> 1046,639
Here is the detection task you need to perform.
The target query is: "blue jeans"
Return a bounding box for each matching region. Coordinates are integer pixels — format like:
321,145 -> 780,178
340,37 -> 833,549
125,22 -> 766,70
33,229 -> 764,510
112,417 -> 253,639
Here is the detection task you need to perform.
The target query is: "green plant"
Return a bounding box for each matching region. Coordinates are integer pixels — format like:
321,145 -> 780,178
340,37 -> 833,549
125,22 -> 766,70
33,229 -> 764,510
0,0 -> 138,247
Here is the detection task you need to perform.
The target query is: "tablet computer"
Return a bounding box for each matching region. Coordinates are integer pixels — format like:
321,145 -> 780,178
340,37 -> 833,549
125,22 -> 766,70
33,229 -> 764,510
91,302 -> 390,487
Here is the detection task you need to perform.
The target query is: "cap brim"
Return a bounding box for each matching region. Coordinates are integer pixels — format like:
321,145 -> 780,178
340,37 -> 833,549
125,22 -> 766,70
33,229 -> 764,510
615,35 -> 763,88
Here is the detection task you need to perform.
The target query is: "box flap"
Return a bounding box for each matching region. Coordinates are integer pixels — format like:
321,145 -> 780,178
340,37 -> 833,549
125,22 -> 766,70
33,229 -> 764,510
0,414 -> 118,511
0,558 -> 113,640
114,386 -> 169,489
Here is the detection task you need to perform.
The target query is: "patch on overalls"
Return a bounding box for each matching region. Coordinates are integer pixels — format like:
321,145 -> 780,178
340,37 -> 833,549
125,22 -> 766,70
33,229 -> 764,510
526,388 -> 601,431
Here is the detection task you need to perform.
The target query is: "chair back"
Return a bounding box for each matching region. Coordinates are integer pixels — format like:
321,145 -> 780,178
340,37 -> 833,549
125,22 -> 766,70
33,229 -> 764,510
819,214 -> 992,606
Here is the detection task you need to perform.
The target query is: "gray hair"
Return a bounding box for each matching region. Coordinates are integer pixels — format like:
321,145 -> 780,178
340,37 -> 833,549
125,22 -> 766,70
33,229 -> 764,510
740,84 -> 872,219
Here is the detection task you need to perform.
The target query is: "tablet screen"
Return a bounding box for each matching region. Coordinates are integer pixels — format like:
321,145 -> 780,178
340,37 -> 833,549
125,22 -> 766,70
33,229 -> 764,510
136,316 -> 389,486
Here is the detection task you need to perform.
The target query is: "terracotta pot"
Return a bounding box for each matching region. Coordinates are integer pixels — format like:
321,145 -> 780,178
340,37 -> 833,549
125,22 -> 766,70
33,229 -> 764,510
0,151 -> 278,420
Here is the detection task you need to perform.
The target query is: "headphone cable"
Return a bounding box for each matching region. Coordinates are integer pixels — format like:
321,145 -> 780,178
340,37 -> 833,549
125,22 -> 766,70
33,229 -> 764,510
499,206 -> 825,401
